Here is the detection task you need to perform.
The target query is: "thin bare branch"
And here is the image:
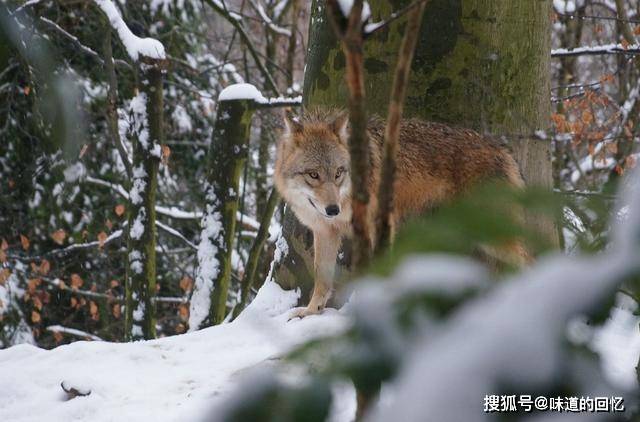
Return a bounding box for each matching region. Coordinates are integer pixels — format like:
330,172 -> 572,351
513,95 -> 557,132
248,0 -> 292,36
46,325 -> 104,341
364,0 -> 428,37
555,12 -> 640,24
327,0 -> 372,269
39,17 -> 131,70
203,0 -> 281,95
376,0 -> 428,251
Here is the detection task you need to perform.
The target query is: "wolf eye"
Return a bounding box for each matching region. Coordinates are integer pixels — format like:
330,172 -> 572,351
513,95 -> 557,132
308,171 -> 319,179
335,167 -> 344,179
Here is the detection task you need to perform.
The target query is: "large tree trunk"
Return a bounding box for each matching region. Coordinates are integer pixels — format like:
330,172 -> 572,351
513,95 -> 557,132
274,0 -> 557,299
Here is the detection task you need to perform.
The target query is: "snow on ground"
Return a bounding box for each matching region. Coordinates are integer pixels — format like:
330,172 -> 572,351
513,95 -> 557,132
592,294 -> 640,390
0,268 -> 639,422
0,281 -> 351,422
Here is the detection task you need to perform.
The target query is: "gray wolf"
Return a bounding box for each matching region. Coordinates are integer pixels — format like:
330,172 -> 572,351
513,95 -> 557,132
274,108 -> 528,318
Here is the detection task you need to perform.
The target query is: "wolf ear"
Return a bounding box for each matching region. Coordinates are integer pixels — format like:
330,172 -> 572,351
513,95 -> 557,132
331,111 -> 349,143
282,108 -> 303,137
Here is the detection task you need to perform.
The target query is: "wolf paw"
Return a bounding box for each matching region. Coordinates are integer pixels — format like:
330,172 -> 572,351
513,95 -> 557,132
288,305 -> 324,321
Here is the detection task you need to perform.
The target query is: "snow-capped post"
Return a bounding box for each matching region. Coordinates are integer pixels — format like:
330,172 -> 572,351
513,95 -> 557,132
189,85 -> 302,329
92,0 -> 168,340
189,85 -> 259,329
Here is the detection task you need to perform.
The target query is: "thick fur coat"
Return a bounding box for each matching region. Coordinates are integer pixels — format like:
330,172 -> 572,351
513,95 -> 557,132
274,108 -> 525,317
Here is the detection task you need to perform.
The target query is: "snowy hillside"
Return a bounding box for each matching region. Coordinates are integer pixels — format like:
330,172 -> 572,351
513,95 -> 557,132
1,268 -> 639,422
0,282 -> 353,422
2,273 -> 639,422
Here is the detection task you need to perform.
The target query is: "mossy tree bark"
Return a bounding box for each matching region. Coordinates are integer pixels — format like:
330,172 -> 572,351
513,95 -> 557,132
124,63 -> 164,341
275,0 -> 557,298
190,99 -> 255,328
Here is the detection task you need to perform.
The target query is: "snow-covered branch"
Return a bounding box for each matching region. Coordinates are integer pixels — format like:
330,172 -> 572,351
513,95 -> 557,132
86,176 -> 129,198
552,42 -> 640,57
93,0 -> 166,62
249,0 -> 292,37
85,176 -> 260,229
11,0 -> 41,13
218,83 -> 302,109
46,325 -> 103,341
253,95 -> 303,109
570,77 -> 640,184
39,17 -> 131,70
43,229 -> 123,257
202,0 -> 280,95
156,221 -> 197,250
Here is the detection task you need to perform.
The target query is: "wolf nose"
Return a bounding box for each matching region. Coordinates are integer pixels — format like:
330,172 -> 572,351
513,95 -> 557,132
325,205 -> 340,216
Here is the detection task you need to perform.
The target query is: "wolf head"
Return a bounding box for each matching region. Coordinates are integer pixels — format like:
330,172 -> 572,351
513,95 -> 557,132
274,108 -> 351,225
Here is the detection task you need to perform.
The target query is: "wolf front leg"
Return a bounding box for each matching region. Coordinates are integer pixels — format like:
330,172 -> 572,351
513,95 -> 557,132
289,227 -> 341,319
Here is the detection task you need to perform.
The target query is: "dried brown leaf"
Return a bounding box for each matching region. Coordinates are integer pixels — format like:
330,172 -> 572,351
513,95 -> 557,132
97,231 -> 108,248
179,276 -> 193,292
178,304 -> 189,322
0,269 -> 11,285
27,278 -> 40,294
162,145 -> 171,165
31,310 -> 41,324
114,204 -> 125,217
51,229 -> 66,245
33,296 -> 43,310
20,234 -> 30,251
70,274 -> 83,289
89,301 -> 99,321
39,260 -> 50,275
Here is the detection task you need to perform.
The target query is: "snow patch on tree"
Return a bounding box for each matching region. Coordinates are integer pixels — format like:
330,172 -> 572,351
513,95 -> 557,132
130,165 -> 147,205
129,92 -> 150,150
63,162 -> 86,183
130,209 -> 146,240
188,190 -> 223,331
128,249 -> 143,274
